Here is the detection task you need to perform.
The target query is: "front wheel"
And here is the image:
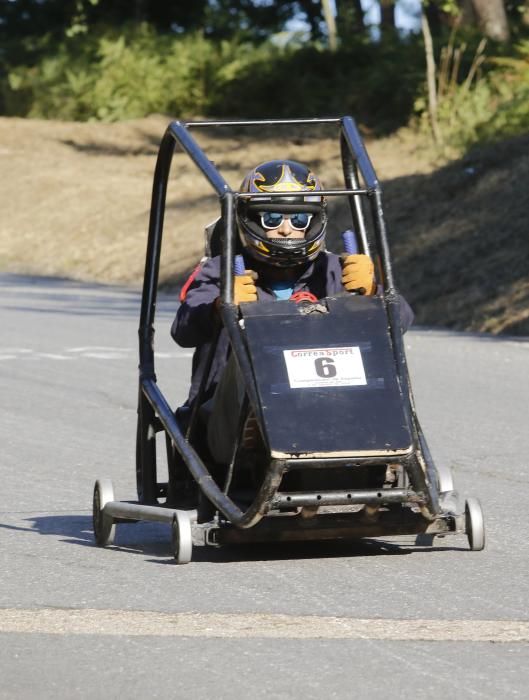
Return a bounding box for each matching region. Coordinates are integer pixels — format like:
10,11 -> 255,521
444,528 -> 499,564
171,511 -> 193,564
465,498 -> 485,551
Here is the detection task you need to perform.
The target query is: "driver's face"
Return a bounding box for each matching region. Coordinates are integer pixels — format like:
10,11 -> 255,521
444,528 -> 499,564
265,217 -> 305,240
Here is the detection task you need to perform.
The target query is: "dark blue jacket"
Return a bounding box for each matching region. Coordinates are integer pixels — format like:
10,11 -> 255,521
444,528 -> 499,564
172,251 -> 413,406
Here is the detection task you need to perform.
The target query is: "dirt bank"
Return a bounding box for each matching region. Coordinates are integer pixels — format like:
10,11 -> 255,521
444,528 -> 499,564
0,115 -> 527,334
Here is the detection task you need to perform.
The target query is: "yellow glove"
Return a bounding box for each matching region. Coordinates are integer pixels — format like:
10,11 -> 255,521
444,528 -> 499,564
234,272 -> 258,304
341,254 -> 376,295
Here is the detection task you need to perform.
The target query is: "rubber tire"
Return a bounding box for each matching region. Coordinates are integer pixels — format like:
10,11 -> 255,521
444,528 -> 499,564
93,479 -> 116,546
465,497 -> 485,551
171,511 -> 193,564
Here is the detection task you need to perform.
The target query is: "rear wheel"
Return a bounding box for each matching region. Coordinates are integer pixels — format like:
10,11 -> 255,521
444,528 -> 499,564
136,394 -> 159,504
92,479 -> 116,546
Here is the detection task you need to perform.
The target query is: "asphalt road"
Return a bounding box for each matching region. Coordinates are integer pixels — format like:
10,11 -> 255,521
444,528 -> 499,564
1,273 -> 528,699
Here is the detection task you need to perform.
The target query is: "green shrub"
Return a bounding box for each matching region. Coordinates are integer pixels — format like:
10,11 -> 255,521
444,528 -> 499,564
477,45 -> 529,141
4,25 -> 218,120
417,37 -> 529,154
8,20 -> 527,150
209,35 -> 424,132
1,24 -> 424,131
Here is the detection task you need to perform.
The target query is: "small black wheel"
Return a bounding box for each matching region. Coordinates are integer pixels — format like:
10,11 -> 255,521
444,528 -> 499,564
92,479 -> 116,546
171,511 -> 193,564
465,498 -> 485,551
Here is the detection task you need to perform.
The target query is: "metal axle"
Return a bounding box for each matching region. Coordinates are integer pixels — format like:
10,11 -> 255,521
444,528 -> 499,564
272,488 -> 418,509
103,500 -> 196,525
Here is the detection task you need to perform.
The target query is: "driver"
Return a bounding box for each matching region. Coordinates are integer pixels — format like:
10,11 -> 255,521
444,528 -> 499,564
171,159 -> 412,462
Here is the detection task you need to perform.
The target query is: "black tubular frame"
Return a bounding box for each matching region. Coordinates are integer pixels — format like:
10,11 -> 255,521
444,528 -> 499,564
136,117 -> 440,526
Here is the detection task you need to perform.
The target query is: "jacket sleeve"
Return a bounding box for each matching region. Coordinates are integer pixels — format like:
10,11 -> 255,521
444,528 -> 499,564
171,257 -> 221,348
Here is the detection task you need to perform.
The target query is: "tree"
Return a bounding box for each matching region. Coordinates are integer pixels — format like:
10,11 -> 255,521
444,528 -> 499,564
321,0 -> 338,50
0,1 -> 303,42
335,0 -> 366,36
469,0 -> 510,41
423,1 -> 512,41
421,7 -> 442,144
380,0 -> 397,33
296,0 -> 326,40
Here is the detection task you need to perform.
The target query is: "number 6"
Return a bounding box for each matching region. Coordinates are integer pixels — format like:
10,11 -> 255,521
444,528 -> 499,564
314,357 -> 337,378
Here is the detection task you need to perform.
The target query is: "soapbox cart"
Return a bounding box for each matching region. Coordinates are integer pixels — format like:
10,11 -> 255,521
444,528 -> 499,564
92,117 -> 485,562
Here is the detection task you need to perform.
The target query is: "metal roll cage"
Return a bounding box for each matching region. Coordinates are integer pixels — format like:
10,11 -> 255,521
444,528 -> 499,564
136,117 -> 441,529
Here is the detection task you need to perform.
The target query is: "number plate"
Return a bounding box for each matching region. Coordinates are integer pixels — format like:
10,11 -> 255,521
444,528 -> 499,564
283,346 -> 367,389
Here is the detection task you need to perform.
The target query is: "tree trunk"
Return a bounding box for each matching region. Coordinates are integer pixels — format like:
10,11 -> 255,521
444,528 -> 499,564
425,1 -> 443,36
321,0 -> 338,50
298,0 -> 324,40
470,0 -> 510,42
336,0 -> 365,35
421,11 -> 442,146
352,0 -> 365,31
458,0 -> 475,26
380,0 -> 396,33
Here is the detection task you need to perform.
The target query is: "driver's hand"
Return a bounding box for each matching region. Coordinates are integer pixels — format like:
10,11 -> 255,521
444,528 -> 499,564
342,254 -> 376,295
234,271 -> 258,304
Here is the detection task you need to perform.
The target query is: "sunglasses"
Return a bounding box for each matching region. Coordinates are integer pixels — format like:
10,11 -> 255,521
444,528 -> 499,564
259,212 -> 313,231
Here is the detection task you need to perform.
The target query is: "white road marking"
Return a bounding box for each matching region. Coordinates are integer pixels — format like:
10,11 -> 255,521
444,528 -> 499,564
67,347 -> 130,352
81,352 -> 128,359
39,353 -> 74,360
0,609 -> 527,642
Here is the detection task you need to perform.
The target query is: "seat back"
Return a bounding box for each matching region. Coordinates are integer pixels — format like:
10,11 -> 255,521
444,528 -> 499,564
205,217 -> 243,258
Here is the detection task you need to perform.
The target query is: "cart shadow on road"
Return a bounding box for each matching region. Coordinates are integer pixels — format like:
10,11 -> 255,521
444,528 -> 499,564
161,538 -> 469,564
12,514 -> 468,564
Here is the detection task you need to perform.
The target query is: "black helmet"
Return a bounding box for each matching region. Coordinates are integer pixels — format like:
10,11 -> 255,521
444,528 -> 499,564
236,160 -> 327,268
